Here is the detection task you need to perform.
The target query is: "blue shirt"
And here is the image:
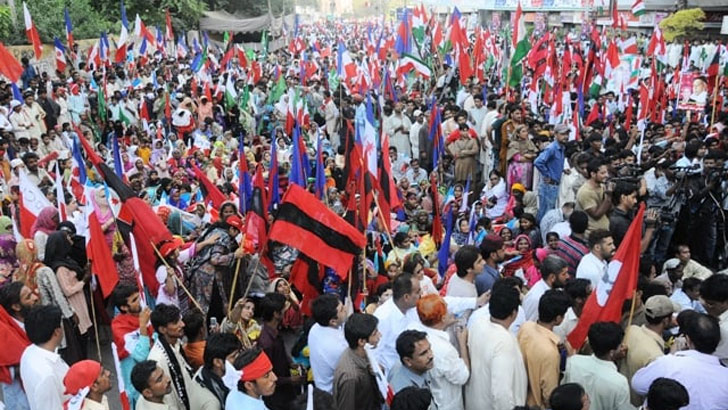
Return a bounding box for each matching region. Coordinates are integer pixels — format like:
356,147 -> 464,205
534,141 -> 565,183
475,264 -> 500,296
225,390 -> 269,410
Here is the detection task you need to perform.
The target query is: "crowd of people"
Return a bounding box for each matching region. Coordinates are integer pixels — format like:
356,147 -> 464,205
0,9 -> 728,410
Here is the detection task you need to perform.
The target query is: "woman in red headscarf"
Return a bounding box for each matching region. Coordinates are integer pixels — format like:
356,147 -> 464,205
30,206 -> 59,262
502,234 -> 541,288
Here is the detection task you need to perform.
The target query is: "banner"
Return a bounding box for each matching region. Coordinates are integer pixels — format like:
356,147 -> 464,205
678,72 -> 709,111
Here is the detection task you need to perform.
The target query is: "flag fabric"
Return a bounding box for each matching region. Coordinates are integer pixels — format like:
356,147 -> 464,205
64,7 -> 74,51
397,53 -> 432,79
55,162 -> 67,221
18,170 -> 53,239
268,132 -> 280,210
429,100 -> 444,170
632,0 -> 646,17
0,43 -> 23,84
224,74 -> 238,108
23,2 -> 42,59
165,9 -> 174,41
289,122 -> 306,187
192,165 -> 227,209
377,133 -> 401,230
437,208 -> 454,278
647,26 -> 667,65
54,38 -> 67,72
337,41 -> 357,82
314,134 -> 326,199
0,306 -> 30,384
244,165 -> 269,255
394,8 -> 412,56
509,2 -> 531,87
238,132 -> 251,214
361,95 -> 378,179
85,185 -> 120,298
115,0 -> 130,63
111,343 -> 131,410
430,173 -> 443,246
268,184 -> 366,275
568,203 -> 645,350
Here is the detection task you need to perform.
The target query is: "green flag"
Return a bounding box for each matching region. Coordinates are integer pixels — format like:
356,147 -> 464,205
268,76 -> 286,104
509,37 -> 531,88
239,84 -> 250,111
119,106 -> 131,125
97,87 -> 106,122
223,31 -> 230,46
328,67 -> 339,91
261,31 -> 268,57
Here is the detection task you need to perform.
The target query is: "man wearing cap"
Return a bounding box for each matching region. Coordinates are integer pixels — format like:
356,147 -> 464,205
226,348 -> 277,410
619,295 -> 679,406
384,102 -> 413,159
534,124 -> 568,222
409,109 -> 425,161
9,100 -> 32,141
63,360 -> 112,410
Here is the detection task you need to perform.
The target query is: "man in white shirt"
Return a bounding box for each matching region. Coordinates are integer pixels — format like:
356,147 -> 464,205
576,229 -> 615,287
523,255 -> 570,321
384,102 -> 413,158
465,285 -> 527,410
632,313 -> 728,410
670,277 -> 706,313
308,294 -> 348,394
409,110 -> 425,160
404,158 -> 428,187
19,305 -> 69,410
699,274 -> 728,366
375,273 -> 486,372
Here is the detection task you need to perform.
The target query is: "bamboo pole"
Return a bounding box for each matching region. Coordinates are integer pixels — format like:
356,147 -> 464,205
150,241 -> 204,313
88,285 -> 103,363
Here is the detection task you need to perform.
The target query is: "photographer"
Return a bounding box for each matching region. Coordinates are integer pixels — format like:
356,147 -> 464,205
609,181 -> 657,253
685,150 -> 726,266
644,154 -> 684,263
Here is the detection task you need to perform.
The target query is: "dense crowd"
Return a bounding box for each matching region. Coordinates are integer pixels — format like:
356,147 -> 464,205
0,9 -> 727,410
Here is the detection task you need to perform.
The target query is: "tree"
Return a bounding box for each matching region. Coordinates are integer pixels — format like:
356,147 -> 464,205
659,8 -> 705,42
0,6 -> 13,41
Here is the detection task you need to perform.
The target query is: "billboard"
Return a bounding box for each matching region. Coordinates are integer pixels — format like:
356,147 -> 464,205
677,72 -> 709,111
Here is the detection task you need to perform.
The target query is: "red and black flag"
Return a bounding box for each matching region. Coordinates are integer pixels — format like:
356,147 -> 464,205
78,135 -> 173,297
377,133 -> 401,230
289,254 -> 324,316
268,184 -> 366,275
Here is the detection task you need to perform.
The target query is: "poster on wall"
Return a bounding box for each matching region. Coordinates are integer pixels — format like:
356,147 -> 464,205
678,72 -> 709,111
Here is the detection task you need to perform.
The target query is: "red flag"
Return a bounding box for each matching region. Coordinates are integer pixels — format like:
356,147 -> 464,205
192,165 -> 226,209
585,103 -> 600,126
0,43 -> 23,83
165,9 -> 174,41
0,306 -> 30,384
624,95 -> 633,129
87,210 -> 120,298
568,203 -> 645,350
23,2 -> 42,60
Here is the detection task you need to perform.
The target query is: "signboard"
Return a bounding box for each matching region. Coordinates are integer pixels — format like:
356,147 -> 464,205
678,72 -> 709,111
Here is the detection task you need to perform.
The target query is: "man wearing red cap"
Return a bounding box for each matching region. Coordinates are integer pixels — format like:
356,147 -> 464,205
225,347 -> 277,410
62,360 -> 112,410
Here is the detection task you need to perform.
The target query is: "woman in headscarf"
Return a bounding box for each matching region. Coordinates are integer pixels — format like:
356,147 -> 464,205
481,170 -> 508,221
14,239 -> 81,360
502,234 -> 541,288
452,217 -> 471,246
221,297 -> 261,348
90,188 -> 137,284
506,124 -> 537,190
269,277 -> 303,331
30,206 -> 59,261
44,231 -> 91,363
154,233 -> 219,309
403,252 -> 438,296
0,216 -> 18,287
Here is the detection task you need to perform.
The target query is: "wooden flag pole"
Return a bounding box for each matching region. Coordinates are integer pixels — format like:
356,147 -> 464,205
150,241 -> 204,313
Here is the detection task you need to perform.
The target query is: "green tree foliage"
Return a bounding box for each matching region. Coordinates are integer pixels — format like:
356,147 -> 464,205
659,8 -> 705,42
212,0 -> 294,16
0,6 -> 13,41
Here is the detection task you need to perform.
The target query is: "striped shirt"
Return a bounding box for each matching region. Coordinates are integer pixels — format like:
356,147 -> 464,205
554,235 -> 589,277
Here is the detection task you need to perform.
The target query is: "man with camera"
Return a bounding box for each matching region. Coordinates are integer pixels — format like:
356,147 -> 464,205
685,150 -> 726,266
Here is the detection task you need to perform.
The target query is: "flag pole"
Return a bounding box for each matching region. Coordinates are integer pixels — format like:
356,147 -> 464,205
88,284 -> 103,363
150,240 -> 204,313
228,245 -> 244,314
710,74 -> 722,129
624,289 -> 639,338
372,191 -> 400,263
